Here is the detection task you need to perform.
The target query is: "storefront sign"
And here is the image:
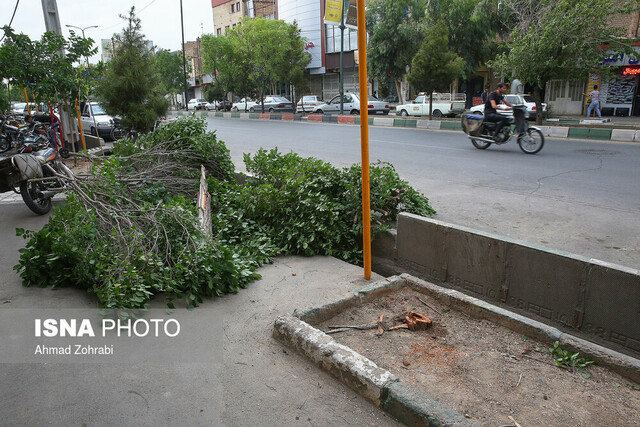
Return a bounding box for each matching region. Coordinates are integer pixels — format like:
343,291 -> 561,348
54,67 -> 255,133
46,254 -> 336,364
622,67 -> 640,75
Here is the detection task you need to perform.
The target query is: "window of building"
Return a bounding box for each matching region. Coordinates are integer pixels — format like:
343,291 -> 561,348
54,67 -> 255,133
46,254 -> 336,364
231,3 -> 235,12
216,28 -> 221,36
225,25 -> 230,34
232,24 -> 236,29
236,2 -> 240,13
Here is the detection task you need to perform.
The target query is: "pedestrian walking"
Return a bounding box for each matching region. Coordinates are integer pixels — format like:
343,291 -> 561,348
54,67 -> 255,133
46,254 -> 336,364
480,88 -> 489,103
585,85 -> 601,118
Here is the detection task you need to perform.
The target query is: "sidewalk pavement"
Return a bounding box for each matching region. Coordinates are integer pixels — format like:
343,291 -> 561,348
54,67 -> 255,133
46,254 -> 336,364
0,201 -> 400,426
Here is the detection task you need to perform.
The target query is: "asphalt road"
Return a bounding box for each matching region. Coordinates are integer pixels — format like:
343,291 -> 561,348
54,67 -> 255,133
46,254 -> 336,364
207,117 -> 640,269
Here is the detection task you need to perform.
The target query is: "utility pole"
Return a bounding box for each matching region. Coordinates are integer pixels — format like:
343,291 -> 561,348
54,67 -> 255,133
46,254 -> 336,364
180,0 -> 189,110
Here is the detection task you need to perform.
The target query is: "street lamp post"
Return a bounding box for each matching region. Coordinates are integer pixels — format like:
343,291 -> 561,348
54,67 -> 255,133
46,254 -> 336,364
65,24 -> 98,69
66,24 -> 98,150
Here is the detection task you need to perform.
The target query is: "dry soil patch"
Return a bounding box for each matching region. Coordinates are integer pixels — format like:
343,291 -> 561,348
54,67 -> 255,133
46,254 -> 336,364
317,287 -> 640,426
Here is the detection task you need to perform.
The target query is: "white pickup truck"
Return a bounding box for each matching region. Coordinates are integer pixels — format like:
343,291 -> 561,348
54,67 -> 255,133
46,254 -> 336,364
395,93 -> 466,118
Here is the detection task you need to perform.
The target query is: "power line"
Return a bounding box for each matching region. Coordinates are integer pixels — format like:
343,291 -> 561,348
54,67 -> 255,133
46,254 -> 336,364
0,0 -> 21,43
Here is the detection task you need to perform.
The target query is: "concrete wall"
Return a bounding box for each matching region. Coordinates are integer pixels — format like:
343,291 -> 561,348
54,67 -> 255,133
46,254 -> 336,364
372,213 -> 640,359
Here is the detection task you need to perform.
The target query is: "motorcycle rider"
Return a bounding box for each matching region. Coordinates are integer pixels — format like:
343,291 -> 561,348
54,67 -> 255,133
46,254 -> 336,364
485,83 -> 512,140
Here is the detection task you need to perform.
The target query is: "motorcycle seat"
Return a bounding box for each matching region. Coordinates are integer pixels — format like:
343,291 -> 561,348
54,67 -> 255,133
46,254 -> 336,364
465,114 -> 484,121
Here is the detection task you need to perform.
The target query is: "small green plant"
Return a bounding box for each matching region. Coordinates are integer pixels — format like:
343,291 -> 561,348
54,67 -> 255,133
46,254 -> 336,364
549,341 -> 595,372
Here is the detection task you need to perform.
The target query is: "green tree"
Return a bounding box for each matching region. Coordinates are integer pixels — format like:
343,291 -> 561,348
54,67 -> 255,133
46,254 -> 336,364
426,0 -> 499,79
95,7 -> 169,132
491,0 -> 633,124
0,26 -> 96,106
201,34 -> 237,100
366,0 -> 426,104
408,21 -> 465,119
274,22 -> 311,106
230,18 -> 309,111
154,49 -> 188,103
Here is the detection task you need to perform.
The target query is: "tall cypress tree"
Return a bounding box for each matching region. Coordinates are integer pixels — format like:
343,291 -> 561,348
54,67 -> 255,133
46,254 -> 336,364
96,7 -> 168,132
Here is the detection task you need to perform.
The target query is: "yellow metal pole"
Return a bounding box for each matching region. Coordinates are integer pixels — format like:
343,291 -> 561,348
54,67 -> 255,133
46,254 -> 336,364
32,92 -> 38,114
23,87 -> 30,115
75,99 -> 87,151
357,0 -> 371,280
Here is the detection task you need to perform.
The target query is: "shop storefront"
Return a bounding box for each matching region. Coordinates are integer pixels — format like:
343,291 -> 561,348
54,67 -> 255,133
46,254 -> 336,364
593,48 -> 640,116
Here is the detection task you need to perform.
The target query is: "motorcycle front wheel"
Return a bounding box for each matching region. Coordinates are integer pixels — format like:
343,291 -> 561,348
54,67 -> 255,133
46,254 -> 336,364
471,138 -> 491,149
20,181 -> 52,215
518,128 -> 544,154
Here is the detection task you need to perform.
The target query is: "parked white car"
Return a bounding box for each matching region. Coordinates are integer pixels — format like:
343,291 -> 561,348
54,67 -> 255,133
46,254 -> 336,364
312,93 -> 389,115
11,103 -> 27,115
205,101 -> 217,111
79,101 -> 116,140
232,98 -> 257,112
522,94 -> 548,120
469,94 -> 527,118
296,95 -> 322,113
187,98 -> 207,110
395,93 -> 465,118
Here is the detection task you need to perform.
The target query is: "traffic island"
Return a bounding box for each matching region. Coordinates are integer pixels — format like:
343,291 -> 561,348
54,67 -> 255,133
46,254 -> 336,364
273,275 -> 640,426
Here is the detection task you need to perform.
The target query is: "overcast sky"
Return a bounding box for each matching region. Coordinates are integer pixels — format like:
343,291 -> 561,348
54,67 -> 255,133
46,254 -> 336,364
4,0 -> 215,62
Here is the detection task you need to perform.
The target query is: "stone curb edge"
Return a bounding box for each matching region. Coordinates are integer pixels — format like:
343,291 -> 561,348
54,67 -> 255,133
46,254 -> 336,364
174,110 -> 640,143
273,274 -> 640,426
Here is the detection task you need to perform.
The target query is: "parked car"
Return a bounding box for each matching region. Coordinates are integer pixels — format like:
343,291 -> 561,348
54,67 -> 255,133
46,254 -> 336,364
312,93 -> 390,115
383,95 -> 399,103
216,100 -> 232,111
395,93 -> 465,118
250,96 -> 294,113
468,94 -> 527,118
187,98 -> 207,110
232,97 -> 257,112
11,103 -> 27,115
296,95 -> 322,113
79,101 -> 117,140
522,94 -> 548,120
205,101 -> 217,111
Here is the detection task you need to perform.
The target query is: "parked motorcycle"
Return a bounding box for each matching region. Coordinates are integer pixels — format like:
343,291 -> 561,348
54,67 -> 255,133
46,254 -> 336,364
0,117 -> 51,153
462,104 -> 545,154
0,139 -> 74,214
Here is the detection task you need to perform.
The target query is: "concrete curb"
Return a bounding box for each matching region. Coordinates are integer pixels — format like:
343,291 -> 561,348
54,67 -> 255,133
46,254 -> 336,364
172,111 -> 640,143
273,275 -> 640,426
274,276 -> 472,426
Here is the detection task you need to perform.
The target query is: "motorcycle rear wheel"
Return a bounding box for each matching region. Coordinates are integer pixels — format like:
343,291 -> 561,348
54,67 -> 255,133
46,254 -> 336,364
20,181 -> 52,215
0,137 -> 10,153
518,128 -> 544,154
471,138 -> 491,149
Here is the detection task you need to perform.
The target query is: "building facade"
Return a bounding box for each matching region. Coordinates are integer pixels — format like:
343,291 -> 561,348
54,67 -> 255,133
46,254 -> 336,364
277,0 -> 363,101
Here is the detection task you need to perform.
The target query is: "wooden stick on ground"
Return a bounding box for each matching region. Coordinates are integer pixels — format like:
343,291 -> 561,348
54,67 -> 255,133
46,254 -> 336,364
415,296 -> 439,313
328,323 -> 378,330
376,314 -> 384,336
508,416 -> 522,427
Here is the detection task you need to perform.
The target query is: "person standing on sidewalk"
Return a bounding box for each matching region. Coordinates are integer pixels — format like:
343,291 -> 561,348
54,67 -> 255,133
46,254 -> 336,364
585,85 -> 601,118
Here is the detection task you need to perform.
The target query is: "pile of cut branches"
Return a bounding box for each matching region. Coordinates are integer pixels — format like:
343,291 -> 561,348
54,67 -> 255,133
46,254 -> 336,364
15,117 -> 435,309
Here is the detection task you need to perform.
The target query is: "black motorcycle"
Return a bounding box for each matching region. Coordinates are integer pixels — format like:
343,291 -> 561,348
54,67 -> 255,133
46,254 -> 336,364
462,105 -> 545,154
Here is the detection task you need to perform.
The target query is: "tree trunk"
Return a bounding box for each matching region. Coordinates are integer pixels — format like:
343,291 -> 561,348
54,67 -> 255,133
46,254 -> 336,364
197,165 -> 213,239
395,79 -> 403,105
534,85 -> 544,125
